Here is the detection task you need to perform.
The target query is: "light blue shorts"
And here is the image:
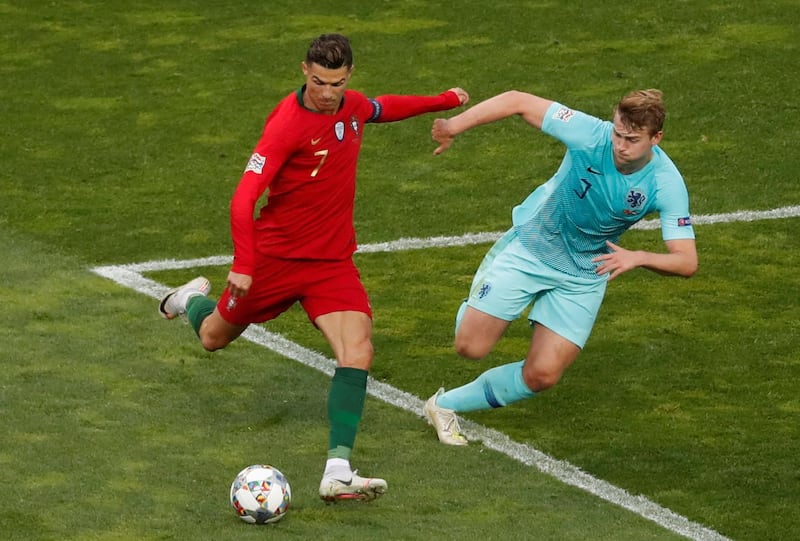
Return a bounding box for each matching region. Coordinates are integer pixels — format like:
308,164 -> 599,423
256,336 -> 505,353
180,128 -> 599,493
462,229 -> 607,348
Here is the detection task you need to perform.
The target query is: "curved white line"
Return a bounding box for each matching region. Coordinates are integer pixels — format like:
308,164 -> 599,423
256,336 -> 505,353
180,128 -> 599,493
88,204 -> 795,540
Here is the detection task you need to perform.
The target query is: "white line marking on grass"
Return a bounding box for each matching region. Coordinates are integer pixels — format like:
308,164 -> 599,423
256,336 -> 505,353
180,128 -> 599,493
239,324 -> 732,541
89,203 -> 797,541
99,205 -> 800,276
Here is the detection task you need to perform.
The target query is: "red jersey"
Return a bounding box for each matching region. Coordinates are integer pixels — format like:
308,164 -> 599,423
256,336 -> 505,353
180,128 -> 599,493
229,88 -> 462,275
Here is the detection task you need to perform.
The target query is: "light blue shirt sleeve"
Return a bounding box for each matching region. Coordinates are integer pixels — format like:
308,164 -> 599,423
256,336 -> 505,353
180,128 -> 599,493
542,102 -> 606,150
650,147 -> 695,241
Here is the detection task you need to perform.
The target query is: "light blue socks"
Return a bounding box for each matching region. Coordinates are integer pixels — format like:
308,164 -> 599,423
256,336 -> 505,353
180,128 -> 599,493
437,360 -> 535,412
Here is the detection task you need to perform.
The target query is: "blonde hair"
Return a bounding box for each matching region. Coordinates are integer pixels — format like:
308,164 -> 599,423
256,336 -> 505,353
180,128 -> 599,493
614,89 -> 665,136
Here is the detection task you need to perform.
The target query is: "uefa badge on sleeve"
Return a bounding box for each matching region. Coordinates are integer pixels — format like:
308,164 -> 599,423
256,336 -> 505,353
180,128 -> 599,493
245,152 -> 266,174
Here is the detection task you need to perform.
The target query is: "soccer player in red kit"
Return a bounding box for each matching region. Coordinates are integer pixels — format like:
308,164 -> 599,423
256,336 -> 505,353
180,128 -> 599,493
159,33 -> 469,502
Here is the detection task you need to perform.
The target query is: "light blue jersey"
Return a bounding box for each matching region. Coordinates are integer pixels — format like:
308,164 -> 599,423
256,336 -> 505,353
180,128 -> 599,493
461,101 -> 696,347
513,102 -> 695,280
439,99 -> 697,414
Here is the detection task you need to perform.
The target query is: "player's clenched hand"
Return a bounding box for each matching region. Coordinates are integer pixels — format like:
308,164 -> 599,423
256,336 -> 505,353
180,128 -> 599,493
448,87 -> 469,106
432,118 -> 456,155
592,240 -> 642,281
227,270 -> 253,298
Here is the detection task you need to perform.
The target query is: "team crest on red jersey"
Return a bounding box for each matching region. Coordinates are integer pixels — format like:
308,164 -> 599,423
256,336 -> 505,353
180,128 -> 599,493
350,115 -> 359,135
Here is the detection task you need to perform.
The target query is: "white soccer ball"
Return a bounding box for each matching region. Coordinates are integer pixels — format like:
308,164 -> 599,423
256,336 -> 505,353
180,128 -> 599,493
230,464 -> 291,524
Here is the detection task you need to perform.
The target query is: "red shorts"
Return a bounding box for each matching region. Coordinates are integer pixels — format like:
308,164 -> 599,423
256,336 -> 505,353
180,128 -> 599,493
217,256 -> 372,326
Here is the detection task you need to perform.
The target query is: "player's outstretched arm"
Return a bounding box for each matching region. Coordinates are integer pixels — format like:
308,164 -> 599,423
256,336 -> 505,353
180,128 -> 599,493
432,90 -> 553,155
372,88 -> 468,123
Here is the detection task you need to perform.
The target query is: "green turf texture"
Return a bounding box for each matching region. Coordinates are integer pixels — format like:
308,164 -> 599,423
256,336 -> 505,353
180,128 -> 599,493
2,1 -> 799,540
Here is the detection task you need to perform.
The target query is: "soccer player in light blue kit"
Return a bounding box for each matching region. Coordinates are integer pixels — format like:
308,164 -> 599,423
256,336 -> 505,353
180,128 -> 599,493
423,89 -> 698,445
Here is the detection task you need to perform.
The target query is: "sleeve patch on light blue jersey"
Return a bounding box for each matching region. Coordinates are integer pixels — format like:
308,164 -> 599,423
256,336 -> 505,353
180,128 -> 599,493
678,216 -> 692,226
552,107 -> 575,122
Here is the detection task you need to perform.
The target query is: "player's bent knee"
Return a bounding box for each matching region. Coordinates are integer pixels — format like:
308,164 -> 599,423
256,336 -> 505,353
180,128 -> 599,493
348,347 -> 375,369
453,337 -> 490,360
334,339 -> 374,370
199,337 -> 222,352
199,332 -> 232,352
197,316 -> 246,352
522,369 -> 562,392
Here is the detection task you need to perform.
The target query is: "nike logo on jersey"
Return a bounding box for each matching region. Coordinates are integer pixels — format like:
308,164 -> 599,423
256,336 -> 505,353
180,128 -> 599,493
586,166 -> 603,175
311,137 -> 322,145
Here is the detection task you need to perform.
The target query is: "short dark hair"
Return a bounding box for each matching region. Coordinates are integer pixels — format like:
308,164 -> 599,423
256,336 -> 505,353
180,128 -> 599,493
305,34 -> 353,69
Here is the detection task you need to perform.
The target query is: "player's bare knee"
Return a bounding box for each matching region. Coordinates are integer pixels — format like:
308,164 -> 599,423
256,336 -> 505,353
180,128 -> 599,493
199,333 -> 228,352
522,368 -> 561,392
199,337 -> 220,352
338,341 -> 374,369
453,337 -> 489,360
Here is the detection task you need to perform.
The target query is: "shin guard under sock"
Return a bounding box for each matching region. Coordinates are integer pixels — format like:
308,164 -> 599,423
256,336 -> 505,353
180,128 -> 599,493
437,360 -> 535,412
327,367 -> 368,460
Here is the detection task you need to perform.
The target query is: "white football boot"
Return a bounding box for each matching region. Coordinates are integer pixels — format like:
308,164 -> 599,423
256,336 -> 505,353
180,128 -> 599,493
423,388 -> 468,446
158,276 -> 211,319
319,470 -> 387,502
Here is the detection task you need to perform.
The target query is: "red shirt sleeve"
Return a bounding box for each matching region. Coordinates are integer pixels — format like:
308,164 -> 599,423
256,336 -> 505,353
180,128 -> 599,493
229,111 -> 294,275
371,90 -> 461,123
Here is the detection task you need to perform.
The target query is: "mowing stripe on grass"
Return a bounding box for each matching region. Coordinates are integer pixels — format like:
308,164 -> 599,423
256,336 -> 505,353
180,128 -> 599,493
89,203 -> 795,541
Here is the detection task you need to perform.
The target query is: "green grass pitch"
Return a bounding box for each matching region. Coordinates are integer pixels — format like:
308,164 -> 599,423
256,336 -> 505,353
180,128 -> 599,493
2,1 -> 799,540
